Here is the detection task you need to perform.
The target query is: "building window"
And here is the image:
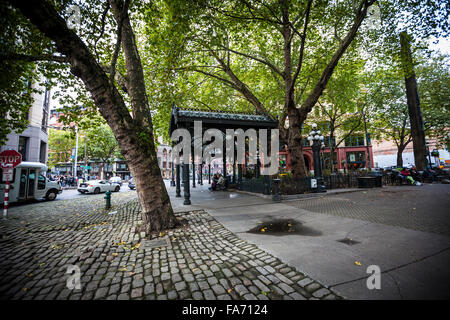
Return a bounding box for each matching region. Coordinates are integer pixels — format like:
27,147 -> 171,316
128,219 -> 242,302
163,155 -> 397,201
322,152 -> 338,170
346,151 -> 366,166
18,136 -> 29,161
324,136 -> 336,148
302,139 -> 310,147
39,141 -> 47,164
37,174 -> 46,190
345,135 -> 365,147
118,163 -> 127,170
42,87 -> 50,133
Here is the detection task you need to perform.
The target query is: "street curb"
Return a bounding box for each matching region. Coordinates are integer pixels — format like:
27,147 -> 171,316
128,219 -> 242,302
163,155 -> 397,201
234,188 -> 367,201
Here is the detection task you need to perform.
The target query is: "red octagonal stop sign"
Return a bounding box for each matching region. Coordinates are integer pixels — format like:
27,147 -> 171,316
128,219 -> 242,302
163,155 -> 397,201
0,150 -> 22,168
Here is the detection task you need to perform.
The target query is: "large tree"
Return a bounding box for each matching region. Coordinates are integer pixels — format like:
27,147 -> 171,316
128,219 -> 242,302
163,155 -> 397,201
47,128 -> 76,169
155,0 -> 448,177
417,53 -> 450,150
362,0 -> 449,169
368,71 -> 412,168
367,52 -> 450,167
2,0 -> 178,233
84,123 -> 121,179
162,0 -> 377,177
311,54 -> 366,172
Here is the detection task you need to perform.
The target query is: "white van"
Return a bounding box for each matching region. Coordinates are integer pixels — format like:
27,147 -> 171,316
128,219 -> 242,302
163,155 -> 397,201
0,162 -> 62,202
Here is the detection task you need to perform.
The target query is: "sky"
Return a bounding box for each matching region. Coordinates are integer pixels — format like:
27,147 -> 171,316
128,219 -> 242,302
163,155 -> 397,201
429,37 -> 450,55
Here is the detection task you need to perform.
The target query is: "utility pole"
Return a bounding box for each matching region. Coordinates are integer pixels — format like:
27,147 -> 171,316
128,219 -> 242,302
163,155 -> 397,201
84,135 -> 87,179
400,31 -> 427,170
74,126 -> 79,178
362,108 -> 371,170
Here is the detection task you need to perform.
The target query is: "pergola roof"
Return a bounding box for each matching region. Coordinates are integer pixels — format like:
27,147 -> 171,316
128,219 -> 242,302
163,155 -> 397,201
169,105 -> 278,136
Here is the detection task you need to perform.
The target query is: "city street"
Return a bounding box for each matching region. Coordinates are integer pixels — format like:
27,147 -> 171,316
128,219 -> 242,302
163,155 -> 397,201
57,183 -> 135,201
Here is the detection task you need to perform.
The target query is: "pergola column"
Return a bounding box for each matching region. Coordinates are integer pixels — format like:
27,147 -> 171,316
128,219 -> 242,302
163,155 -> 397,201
256,157 -> 260,179
170,161 -> 175,186
183,162 -> 191,205
175,164 -> 181,197
222,136 -> 227,178
208,163 -> 211,184
238,163 -> 243,188
192,156 -> 196,188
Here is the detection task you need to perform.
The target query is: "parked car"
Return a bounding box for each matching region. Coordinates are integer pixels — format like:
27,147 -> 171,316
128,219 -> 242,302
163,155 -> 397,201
109,176 -> 122,186
78,180 -> 120,194
128,178 -> 135,190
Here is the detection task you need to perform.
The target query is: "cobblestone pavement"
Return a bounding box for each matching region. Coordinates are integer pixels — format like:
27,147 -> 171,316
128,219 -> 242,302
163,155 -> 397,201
0,192 -> 340,300
285,184 -> 450,236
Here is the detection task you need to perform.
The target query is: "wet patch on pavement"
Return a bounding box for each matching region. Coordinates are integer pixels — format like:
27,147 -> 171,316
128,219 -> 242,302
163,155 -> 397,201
247,219 -> 322,237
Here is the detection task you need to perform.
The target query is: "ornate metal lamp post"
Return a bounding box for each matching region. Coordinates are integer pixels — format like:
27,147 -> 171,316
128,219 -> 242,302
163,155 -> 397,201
425,139 -> 432,166
307,123 -> 326,193
170,161 -> 175,186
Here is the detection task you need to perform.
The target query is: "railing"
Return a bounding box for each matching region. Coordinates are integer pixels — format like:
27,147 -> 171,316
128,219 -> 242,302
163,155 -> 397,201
238,172 -> 404,196
239,177 -> 270,194
323,174 -> 360,189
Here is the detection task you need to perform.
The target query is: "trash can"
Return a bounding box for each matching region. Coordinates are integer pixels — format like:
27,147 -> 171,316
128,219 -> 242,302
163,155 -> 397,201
368,172 -> 383,188
357,177 -> 376,188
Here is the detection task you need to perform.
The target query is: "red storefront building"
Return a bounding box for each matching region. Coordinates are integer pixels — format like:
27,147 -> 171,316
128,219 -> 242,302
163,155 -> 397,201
279,135 -> 374,172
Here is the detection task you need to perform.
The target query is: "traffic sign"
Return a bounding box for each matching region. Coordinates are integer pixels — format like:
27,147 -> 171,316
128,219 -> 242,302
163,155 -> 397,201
0,150 -> 22,168
0,150 -> 20,219
2,168 -> 13,182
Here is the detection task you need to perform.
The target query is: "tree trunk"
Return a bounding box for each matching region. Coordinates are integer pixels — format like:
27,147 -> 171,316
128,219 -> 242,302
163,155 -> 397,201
290,1 -> 373,177
400,31 -> 427,170
99,163 -> 105,180
287,107 -> 308,177
280,2 -> 307,178
329,124 -> 336,173
12,0 -> 178,233
396,145 -> 405,168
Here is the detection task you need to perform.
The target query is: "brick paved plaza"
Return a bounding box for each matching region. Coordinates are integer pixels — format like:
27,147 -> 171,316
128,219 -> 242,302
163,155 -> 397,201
0,191 -> 339,300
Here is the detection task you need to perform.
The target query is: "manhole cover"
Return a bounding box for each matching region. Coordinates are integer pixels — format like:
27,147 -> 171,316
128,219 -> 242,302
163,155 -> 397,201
247,219 -> 321,236
140,237 -> 171,250
337,238 -> 360,245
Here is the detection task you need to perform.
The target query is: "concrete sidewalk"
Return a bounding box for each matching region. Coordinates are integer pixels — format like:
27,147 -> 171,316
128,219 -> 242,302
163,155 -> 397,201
166,182 -> 450,299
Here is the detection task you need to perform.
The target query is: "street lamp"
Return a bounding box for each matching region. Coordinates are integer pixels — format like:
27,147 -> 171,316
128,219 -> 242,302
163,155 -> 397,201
307,123 -> 326,193
425,139 -> 432,166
